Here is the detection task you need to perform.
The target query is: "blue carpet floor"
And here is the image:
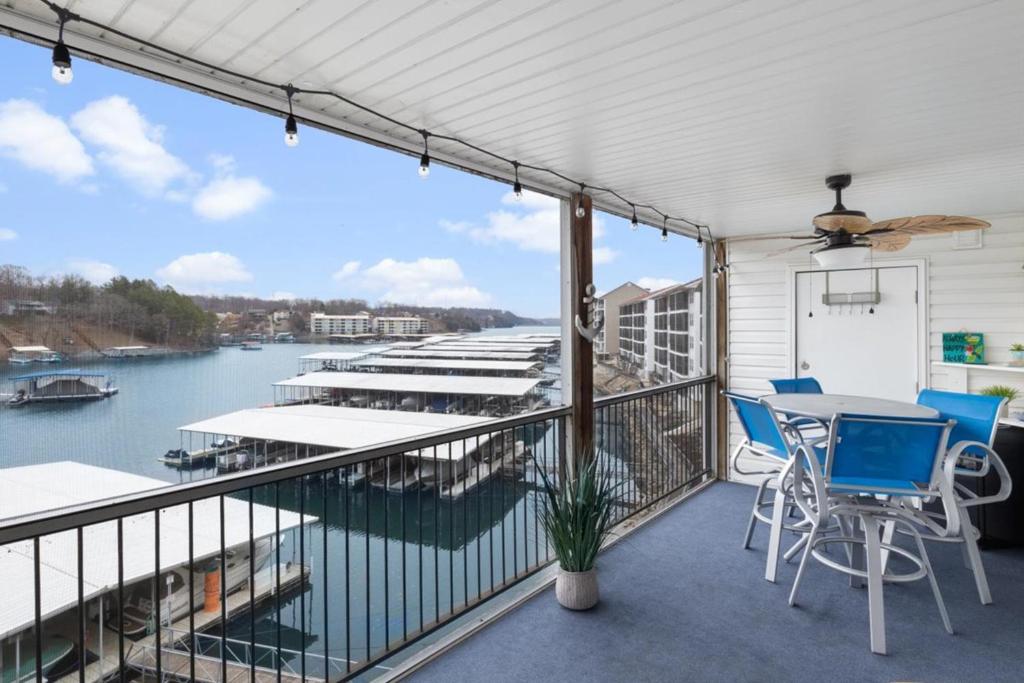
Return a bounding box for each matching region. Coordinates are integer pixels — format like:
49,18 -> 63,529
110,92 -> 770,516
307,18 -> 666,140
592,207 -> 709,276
410,482 -> 1024,682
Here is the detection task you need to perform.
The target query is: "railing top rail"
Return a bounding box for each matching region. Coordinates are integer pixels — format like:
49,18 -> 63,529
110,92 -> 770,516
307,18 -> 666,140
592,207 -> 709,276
594,375 -> 714,407
0,404 -> 569,545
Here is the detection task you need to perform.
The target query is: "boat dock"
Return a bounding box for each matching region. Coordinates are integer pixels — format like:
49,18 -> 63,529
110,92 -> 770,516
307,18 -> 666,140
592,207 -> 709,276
50,562 -> 322,683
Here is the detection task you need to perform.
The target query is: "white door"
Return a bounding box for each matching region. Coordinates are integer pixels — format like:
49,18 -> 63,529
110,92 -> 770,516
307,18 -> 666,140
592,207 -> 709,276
795,266 -> 920,401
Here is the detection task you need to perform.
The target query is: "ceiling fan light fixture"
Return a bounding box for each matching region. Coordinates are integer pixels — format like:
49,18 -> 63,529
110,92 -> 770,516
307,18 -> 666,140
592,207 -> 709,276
812,243 -> 870,269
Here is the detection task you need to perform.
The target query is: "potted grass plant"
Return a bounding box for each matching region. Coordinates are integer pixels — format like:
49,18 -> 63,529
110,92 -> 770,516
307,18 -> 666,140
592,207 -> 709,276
1010,343 -> 1024,365
536,454 -> 617,610
979,385 -> 1019,418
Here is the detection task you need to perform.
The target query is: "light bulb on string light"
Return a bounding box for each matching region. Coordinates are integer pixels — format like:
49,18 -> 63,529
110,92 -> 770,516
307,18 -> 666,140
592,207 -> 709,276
283,85 -> 299,147
418,131 -> 430,178
51,13 -> 73,85
661,217 -> 669,242
512,162 -> 523,201
630,206 -> 638,231
575,184 -> 586,219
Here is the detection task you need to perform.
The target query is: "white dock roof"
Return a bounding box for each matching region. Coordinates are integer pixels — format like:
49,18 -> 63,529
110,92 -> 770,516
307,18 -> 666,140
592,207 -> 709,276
275,371 -> 541,397
381,349 -> 539,361
0,462 -> 308,640
351,358 -> 540,373
299,351 -> 375,362
9,346 -> 52,353
179,405 -> 489,456
425,343 -> 546,353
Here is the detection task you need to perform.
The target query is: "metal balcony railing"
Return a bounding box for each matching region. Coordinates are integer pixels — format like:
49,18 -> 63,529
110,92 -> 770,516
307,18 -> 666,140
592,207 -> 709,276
0,376 -> 713,682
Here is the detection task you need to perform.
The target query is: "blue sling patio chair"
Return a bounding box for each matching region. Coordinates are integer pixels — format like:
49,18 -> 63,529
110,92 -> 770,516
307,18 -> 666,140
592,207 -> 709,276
724,391 -> 819,582
787,413 -> 960,655
768,377 -> 824,394
912,389 -> 1012,604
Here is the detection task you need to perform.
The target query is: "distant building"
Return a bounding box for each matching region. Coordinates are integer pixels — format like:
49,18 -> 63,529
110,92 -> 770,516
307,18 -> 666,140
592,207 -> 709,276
374,316 -> 430,335
311,313 -> 372,336
246,308 -> 267,319
616,279 -> 703,383
593,282 -> 649,358
4,300 -> 52,316
271,309 -> 292,324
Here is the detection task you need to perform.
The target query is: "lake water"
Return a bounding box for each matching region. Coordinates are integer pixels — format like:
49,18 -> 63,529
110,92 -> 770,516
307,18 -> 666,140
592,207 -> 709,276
0,326 -> 564,675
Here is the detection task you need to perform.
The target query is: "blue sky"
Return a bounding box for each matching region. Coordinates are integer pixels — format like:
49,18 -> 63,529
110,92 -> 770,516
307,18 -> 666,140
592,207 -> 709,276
0,38 -> 701,318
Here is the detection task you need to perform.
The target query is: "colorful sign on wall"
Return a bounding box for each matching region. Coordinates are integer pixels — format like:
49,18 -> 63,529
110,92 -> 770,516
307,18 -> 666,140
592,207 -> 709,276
942,332 -> 985,364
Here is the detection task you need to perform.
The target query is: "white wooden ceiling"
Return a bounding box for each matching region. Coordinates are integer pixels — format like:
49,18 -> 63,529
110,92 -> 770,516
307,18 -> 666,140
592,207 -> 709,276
1,0 -> 1022,237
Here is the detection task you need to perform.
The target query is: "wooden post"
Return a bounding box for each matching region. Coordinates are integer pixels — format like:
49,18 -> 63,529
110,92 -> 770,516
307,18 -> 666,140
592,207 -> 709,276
715,240 -> 729,479
569,191 -> 595,461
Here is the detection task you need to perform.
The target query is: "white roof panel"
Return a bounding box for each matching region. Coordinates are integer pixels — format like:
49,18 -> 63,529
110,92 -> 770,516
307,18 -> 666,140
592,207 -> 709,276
275,371 -> 541,397
9,346 -> 52,353
0,462 -> 307,639
426,344 -> 545,353
299,351 -> 373,362
352,358 -> 540,372
382,349 -> 539,361
179,404 -> 489,455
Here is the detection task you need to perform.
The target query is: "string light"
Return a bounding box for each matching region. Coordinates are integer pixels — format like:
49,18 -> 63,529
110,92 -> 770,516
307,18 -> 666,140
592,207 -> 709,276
575,185 -> 586,219
51,9 -> 72,84
35,0 -> 713,240
661,216 -> 669,242
418,131 -> 430,178
512,161 -> 523,201
630,205 -> 638,231
696,227 -> 703,247
284,85 -> 299,147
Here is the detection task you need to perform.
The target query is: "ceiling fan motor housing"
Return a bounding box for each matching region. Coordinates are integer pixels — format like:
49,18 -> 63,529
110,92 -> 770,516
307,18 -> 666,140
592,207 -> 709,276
813,173 -> 874,233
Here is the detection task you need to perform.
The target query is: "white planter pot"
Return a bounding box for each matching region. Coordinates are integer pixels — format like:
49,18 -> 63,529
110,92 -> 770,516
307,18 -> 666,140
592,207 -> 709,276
555,568 -> 599,610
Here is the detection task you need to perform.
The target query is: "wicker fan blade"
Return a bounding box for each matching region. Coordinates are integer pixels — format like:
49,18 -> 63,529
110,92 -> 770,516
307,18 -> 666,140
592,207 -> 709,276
869,233 -> 912,252
766,240 -> 824,257
871,215 -> 990,235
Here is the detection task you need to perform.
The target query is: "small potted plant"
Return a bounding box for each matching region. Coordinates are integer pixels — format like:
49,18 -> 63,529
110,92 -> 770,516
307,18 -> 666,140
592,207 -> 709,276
536,453 -> 617,610
1010,343 -> 1024,366
979,385 -> 1020,418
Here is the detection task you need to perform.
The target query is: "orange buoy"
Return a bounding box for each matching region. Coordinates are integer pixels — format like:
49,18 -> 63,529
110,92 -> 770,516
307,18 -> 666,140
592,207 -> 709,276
203,569 -> 221,612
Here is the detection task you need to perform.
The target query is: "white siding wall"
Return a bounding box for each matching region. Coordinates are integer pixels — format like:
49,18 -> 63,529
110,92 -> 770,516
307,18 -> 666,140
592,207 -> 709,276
725,214 -> 1024,482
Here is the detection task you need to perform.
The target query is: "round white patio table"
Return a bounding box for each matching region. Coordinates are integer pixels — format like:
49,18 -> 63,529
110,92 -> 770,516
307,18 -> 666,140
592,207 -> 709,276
761,393 -> 939,421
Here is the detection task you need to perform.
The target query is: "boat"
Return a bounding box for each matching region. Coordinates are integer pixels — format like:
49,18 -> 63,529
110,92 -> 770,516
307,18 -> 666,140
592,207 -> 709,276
6,370 -> 118,406
7,346 -> 62,365
1,634 -> 76,683
112,536 -> 275,638
274,332 -> 295,343
240,341 -> 262,351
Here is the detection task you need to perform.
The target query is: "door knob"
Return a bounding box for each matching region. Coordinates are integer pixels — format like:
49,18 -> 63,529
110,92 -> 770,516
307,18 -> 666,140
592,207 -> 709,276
800,361 -> 810,370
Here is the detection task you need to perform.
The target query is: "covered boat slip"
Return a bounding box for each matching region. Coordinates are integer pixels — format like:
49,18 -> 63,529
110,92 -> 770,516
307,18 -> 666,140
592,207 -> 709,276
0,462 -> 308,642
297,349 -> 387,373
273,371 -> 546,416
381,349 -> 540,361
7,370 -> 116,405
425,343 -> 550,353
178,405 -> 515,496
350,357 -> 542,377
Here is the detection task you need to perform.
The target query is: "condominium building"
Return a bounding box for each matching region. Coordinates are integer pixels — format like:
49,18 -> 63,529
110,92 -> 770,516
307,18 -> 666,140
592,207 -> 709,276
593,281 -> 649,358
617,278 -> 703,383
310,312 -> 372,336
373,317 -> 430,335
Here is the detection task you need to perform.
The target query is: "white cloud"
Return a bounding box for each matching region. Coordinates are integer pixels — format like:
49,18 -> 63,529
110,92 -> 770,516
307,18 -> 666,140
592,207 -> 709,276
442,189 -> 605,253
0,228 -> 16,241
636,277 -> 680,291
0,99 -> 94,183
192,175 -> 272,220
156,252 -> 253,291
593,246 -> 618,266
270,291 -> 297,301
66,259 -> 118,284
71,96 -> 191,195
332,260 -> 361,280
341,257 -> 491,307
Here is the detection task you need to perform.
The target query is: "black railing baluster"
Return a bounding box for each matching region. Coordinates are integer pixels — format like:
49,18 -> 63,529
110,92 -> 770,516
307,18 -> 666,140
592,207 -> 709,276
476,434 -> 482,600
488,433 -> 495,588
155,507 -> 162,682
188,501 -> 195,683
275,481 -> 282,681
448,443 -> 455,616
323,474 -> 330,680
344,468 -> 351,675
77,526 -> 84,683
464,437 -> 470,608
219,495 -> 227,683
417,449 -> 423,635
300,476 -> 307,680
383,462 -> 390,652
401,453 -> 408,643
34,536 -> 42,683
117,518 -> 125,681
365,464 -> 371,663
433,445 -> 440,625
249,489 -> 256,683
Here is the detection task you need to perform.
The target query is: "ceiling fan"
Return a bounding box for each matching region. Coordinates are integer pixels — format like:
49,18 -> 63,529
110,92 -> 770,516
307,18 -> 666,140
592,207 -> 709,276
772,174 -> 990,268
